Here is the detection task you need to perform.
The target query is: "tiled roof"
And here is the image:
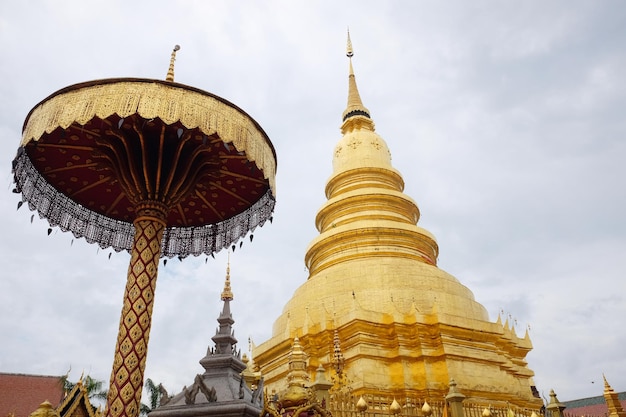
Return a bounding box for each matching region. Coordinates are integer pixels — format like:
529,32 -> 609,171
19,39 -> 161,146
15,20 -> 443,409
0,373 -> 64,417
563,392 -> 626,417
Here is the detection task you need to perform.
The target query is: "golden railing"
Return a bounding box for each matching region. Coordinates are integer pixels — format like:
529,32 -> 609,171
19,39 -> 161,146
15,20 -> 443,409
326,392 -> 542,417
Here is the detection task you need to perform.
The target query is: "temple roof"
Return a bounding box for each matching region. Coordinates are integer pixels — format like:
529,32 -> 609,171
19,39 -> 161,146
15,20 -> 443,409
0,373 -> 64,417
56,378 -> 100,417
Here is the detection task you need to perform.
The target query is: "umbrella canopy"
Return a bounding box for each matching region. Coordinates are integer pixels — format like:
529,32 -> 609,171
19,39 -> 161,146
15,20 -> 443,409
13,77 -> 277,257
11,48 -> 278,417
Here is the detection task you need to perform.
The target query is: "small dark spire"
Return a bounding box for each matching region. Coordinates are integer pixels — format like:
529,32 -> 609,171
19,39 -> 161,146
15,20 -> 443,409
211,260 -> 237,355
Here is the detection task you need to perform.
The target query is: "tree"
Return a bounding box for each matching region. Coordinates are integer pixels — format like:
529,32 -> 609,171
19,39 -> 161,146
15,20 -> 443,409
140,378 -> 164,416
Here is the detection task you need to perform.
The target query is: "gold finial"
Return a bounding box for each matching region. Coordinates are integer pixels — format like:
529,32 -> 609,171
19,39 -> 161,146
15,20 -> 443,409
341,30 -> 372,126
221,255 -> 233,301
422,402 -> 433,417
165,44 -> 181,82
357,396 -> 368,413
390,399 -> 402,415
346,28 -> 354,58
346,29 -> 355,78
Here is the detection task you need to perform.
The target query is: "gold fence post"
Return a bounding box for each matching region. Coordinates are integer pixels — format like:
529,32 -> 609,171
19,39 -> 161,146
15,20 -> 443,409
545,390 -> 566,417
445,379 -> 466,417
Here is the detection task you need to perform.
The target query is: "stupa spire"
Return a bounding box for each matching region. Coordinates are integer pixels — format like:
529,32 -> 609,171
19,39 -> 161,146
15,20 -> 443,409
331,330 -> 345,379
342,30 -> 372,132
302,31 -> 440,278
211,260 -> 237,355
221,254 -> 234,301
167,259 -> 261,410
287,337 -> 310,387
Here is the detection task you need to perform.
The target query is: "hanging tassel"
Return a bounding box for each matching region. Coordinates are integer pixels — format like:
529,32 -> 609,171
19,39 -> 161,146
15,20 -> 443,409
163,259 -> 168,266
47,228 -> 52,235
70,239 -> 74,246
17,201 -> 23,210
30,214 -> 34,223
211,253 -> 215,259
231,244 -> 236,252
249,234 -> 254,242
108,253 -> 112,259
239,241 -> 243,248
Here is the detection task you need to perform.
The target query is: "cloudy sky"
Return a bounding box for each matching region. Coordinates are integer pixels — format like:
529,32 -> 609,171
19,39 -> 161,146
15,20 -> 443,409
1,0 -> 625,405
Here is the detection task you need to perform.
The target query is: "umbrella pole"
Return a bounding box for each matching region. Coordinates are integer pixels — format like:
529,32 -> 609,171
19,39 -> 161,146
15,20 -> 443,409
105,203 -> 167,417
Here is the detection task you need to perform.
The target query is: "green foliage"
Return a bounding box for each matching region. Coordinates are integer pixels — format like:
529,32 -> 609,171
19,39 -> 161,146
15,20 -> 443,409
140,378 -> 164,417
59,374 -> 108,406
59,372 -> 166,416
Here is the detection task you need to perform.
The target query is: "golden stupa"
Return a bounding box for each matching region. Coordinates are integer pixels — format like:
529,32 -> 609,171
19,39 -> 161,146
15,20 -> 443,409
254,34 -> 541,409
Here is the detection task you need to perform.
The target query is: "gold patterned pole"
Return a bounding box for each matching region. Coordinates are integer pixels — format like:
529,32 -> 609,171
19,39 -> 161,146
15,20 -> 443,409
106,202 -> 168,417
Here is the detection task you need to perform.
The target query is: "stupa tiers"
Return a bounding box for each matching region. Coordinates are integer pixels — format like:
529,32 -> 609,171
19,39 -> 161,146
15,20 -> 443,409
12,46 -> 276,417
254,34 -> 541,408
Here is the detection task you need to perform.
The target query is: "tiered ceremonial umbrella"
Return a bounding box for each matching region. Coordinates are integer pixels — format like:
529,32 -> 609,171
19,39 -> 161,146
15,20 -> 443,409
11,47 -> 276,417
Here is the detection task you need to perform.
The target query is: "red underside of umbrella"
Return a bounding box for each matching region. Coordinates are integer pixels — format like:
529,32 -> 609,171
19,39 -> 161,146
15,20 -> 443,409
25,114 -> 270,227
